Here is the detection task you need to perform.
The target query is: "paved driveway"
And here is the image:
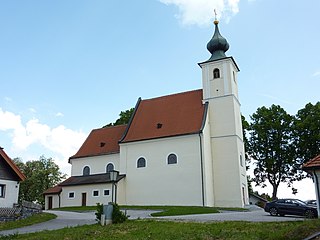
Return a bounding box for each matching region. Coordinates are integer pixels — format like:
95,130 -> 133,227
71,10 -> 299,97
157,208 -> 305,222
0,210 -> 96,236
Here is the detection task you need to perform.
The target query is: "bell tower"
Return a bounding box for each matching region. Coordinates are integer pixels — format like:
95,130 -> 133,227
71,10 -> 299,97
199,18 -> 248,207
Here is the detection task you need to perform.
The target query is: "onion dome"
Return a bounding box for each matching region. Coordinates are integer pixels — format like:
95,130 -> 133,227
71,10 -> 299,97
206,20 -> 229,61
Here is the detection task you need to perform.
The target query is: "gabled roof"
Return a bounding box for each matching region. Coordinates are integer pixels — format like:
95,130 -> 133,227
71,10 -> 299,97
0,147 -> 26,181
43,185 -> 62,195
69,125 -> 127,161
58,173 -> 126,186
303,154 -> 320,170
120,89 -> 206,143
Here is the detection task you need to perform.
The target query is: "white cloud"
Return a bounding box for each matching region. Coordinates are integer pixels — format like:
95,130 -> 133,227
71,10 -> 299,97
159,0 -> 240,26
55,112 -> 64,117
312,71 -> 320,77
0,108 -> 86,161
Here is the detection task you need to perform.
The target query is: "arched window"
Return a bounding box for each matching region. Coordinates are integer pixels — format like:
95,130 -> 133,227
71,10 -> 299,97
83,166 -> 90,176
167,153 -> 177,165
106,163 -> 114,173
213,68 -> 220,79
137,157 -> 146,168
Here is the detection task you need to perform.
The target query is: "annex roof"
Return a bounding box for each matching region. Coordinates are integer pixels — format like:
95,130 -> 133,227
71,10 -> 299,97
0,147 -> 26,181
303,154 -> 320,171
120,89 -> 206,143
43,185 -> 62,195
69,125 -> 127,161
58,173 -> 126,187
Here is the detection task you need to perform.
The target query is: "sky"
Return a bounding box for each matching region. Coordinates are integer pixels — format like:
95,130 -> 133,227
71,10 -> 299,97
0,0 -> 319,201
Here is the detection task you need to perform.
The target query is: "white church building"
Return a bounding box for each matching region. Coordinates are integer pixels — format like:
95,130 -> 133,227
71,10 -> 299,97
44,20 -> 248,210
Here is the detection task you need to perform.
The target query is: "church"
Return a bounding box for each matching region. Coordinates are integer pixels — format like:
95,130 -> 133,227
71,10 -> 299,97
44,19 -> 248,210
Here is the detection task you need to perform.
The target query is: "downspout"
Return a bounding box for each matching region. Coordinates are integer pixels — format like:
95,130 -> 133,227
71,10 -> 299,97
199,132 -> 205,207
313,170 -> 320,218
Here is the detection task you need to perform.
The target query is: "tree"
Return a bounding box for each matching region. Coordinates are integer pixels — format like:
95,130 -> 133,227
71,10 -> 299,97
247,105 -> 296,200
293,102 -> 320,166
103,108 -> 134,128
15,156 -> 66,205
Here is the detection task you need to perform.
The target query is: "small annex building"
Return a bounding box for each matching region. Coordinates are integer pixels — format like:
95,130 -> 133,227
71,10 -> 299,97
44,20 -> 249,210
302,154 -> 320,217
0,147 -> 26,208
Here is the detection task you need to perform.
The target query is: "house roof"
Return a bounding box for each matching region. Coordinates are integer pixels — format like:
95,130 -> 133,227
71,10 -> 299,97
121,89 -> 206,143
69,125 -> 127,161
0,147 -> 26,181
58,173 -> 126,187
303,154 -> 320,170
43,185 -> 62,195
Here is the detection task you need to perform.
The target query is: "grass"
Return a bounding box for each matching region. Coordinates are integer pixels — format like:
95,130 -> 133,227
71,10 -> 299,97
0,213 -> 56,231
1,219 -> 320,240
52,206 -> 97,212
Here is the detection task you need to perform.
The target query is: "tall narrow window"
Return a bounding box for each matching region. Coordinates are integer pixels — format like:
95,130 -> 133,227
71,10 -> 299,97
137,157 -> 146,168
106,163 -> 114,173
213,68 -> 220,79
167,153 -> 177,165
83,166 -> 90,176
0,185 -> 5,198
240,154 -> 243,167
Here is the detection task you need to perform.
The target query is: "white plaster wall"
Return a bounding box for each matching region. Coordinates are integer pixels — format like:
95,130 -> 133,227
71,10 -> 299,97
44,194 -> 60,210
70,154 -> 120,176
59,182 -> 128,207
201,111 -> 215,206
0,179 -> 19,208
120,135 -> 203,206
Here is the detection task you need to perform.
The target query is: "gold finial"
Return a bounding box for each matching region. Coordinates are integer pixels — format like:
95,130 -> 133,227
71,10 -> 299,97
214,9 -> 219,24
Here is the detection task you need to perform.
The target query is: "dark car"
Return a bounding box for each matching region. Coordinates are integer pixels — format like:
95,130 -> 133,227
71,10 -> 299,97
264,199 -> 318,218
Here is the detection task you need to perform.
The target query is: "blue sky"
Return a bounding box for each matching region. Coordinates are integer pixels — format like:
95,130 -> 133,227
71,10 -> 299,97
0,0 -> 319,200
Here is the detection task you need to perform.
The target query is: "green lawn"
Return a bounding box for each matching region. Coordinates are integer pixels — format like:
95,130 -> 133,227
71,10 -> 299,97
0,213 -> 56,231
1,219 -> 319,240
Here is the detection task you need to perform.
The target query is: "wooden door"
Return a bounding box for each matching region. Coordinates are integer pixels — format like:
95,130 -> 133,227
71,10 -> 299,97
82,193 -> 87,206
48,196 -> 53,210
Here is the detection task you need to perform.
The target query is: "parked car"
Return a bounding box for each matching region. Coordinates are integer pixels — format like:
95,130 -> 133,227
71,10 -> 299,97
264,199 -> 318,218
305,200 -> 317,206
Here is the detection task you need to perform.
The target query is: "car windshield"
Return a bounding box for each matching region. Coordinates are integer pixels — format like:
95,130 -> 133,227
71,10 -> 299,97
293,199 -> 307,206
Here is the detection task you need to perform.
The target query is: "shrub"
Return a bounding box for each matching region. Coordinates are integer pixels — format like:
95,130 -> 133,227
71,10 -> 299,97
95,203 -> 103,222
112,203 -> 128,224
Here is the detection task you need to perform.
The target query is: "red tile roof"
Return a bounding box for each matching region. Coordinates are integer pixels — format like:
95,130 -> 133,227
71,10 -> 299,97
121,89 -> 205,143
0,147 -> 26,181
43,185 -> 62,195
69,125 -> 127,161
303,154 -> 320,170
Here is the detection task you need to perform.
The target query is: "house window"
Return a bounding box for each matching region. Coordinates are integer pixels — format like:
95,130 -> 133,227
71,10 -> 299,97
104,189 -> 110,196
93,190 -> 99,197
83,166 -> 90,176
0,185 -> 5,198
137,157 -> 146,168
167,153 -> 177,165
106,163 -> 114,173
213,68 -> 220,79
68,192 -> 75,199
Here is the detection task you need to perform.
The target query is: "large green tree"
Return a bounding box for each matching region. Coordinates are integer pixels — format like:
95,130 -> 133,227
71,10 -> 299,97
247,105 -> 296,200
14,156 -> 66,205
293,102 -> 320,167
103,108 -> 134,128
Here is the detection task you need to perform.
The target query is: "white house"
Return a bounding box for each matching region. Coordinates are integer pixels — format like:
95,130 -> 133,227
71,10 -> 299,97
44,20 -> 249,209
302,154 -> 320,218
0,147 -> 26,208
